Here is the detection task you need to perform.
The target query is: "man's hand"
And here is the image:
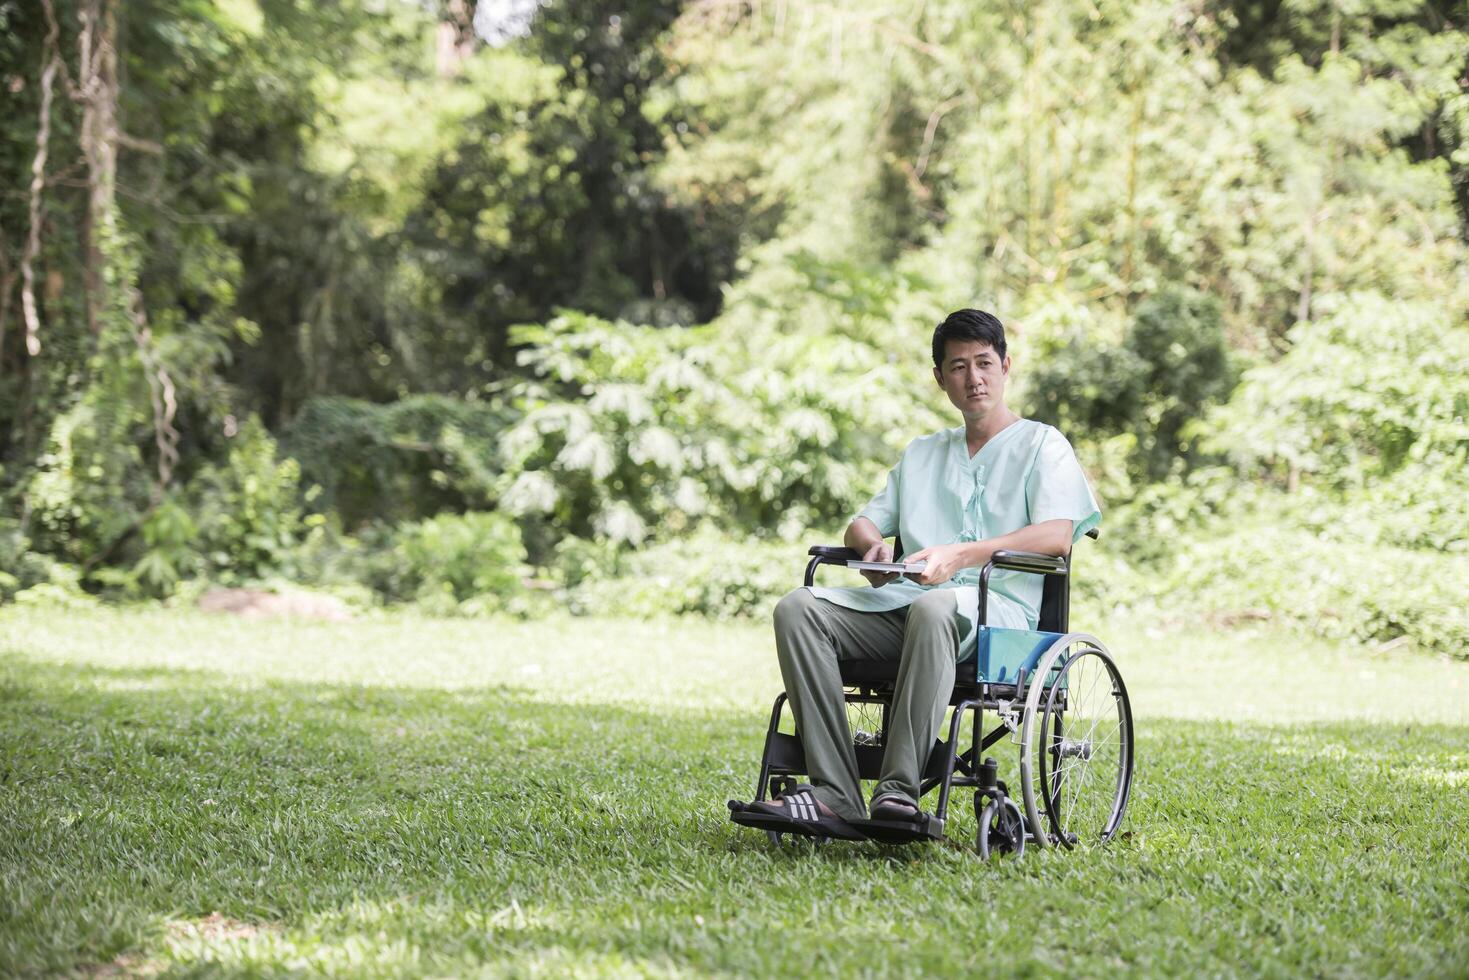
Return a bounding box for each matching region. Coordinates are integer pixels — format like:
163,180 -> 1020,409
859,540 -> 898,587
904,543 -> 971,586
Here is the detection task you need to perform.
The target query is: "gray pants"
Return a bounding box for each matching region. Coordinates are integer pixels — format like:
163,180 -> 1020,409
772,587 -> 962,821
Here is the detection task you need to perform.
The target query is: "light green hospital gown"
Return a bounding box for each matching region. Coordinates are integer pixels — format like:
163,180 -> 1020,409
808,418 -> 1101,655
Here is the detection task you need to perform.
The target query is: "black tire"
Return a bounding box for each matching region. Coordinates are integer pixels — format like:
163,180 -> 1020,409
976,796 -> 1026,860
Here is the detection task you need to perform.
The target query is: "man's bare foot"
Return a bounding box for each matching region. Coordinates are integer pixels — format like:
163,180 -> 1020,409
870,794 -> 920,821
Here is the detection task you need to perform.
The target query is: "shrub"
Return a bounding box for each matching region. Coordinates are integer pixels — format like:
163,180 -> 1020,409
284,395 -> 513,528
1084,518 -> 1469,658
1205,292 -> 1468,490
353,511 -> 527,611
565,528 -> 809,620
564,528 -> 816,620
184,419 -> 306,584
0,519 -> 81,602
1023,286 -> 1235,484
22,400 -> 154,568
498,260 -> 945,565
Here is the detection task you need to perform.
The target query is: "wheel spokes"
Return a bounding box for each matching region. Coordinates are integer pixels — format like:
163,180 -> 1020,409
1042,649 -> 1131,846
1018,636 -> 1134,850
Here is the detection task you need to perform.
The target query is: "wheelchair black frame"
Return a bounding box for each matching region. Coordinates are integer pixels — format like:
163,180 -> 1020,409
753,532 -> 1096,840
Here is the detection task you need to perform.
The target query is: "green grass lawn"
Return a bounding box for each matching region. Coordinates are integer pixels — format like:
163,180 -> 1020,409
2,605 -> 1467,977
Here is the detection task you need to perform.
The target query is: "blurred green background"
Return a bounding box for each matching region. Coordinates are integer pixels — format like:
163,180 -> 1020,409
1,0 -> 1465,654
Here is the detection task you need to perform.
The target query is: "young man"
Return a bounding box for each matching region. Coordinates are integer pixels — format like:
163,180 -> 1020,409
750,308 -> 1100,838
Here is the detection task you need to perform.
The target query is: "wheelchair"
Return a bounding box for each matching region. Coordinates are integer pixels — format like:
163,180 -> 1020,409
731,529 -> 1133,857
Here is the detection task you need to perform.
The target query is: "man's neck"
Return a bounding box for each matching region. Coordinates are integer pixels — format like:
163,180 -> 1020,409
964,406 -> 1019,454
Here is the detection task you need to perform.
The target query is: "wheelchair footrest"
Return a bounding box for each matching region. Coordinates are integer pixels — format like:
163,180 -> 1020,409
849,813 -> 945,844
729,806 -> 797,834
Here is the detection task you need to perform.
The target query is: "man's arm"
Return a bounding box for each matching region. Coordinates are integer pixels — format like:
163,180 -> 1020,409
904,519 -> 1073,587
844,516 -> 886,556
844,516 -> 899,587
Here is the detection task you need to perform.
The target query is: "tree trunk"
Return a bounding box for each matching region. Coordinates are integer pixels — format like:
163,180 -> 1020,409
436,0 -> 479,76
74,0 -> 178,493
0,230 -> 14,369
20,3 -> 63,358
1296,208 -> 1315,325
77,0 -> 120,340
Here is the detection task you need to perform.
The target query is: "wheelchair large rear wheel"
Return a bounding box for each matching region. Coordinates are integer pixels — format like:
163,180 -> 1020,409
1018,634 -> 1134,849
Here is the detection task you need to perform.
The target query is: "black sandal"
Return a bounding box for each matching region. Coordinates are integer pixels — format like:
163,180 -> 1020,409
728,786 -> 868,842
851,793 -> 943,843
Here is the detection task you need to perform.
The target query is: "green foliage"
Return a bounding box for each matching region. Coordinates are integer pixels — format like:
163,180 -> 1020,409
1094,521 -> 1469,656
2,0 -> 1467,659
1024,287 -> 1236,484
346,511 -> 527,613
21,404 -> 304,599
284,395 -> 512,528
0,519 -> 75,601
1207,292 -> 1469,495
130,500 -> 198,596
182,419 -> 305,584
1361,462 -> 1469,555
394,0 -> 741,384
498,259 -> 942,563
566,528 -> 806,620
22,398 -> 152,568
1091,451 -> 1469,657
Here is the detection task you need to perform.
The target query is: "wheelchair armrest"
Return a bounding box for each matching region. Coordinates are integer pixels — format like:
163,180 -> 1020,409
803,545 -> 863,587
977,550 -> 1071,629
988,549 -> 1068,575
807,545 -> 862,560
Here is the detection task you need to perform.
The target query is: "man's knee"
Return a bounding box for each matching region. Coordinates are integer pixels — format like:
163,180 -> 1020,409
907,589 -> 957,628
905,591 -> 961,654
773,587 -> 819,637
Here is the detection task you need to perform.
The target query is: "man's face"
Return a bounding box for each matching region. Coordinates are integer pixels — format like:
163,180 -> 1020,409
933,339 -> 1009,419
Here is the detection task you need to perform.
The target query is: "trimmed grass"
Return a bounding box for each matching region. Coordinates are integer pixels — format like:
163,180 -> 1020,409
1,606 -> 1467,976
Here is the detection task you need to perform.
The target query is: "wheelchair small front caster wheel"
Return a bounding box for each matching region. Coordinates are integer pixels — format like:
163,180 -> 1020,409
766,831 -> 785,846
977,797 -> 1026,860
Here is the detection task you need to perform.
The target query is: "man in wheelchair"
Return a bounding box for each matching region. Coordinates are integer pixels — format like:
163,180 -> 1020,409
730,308 -> 1102,845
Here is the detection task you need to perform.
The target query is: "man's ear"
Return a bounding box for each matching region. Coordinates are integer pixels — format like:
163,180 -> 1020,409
1001,354 -> 1011,377
933,365 -> 944,388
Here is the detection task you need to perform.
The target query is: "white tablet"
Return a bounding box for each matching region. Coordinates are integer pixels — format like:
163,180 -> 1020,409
845,559 -> 928,575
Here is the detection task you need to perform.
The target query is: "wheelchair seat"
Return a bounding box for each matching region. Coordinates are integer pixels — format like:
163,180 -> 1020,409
837,624 -> 1064,697
826,537 -> 1079,692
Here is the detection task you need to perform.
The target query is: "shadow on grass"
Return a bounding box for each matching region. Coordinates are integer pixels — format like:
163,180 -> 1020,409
1,653 -> 1467,975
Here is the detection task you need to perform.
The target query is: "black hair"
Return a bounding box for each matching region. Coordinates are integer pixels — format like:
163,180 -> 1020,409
932,308 -> 1006,368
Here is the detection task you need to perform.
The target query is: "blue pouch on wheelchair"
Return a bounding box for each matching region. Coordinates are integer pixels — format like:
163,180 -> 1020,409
970,626 -> 1064,684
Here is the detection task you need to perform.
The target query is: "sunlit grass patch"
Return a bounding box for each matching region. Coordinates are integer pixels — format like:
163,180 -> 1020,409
2,606 -> 1467,976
